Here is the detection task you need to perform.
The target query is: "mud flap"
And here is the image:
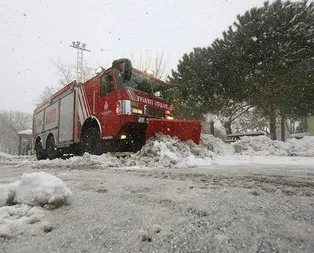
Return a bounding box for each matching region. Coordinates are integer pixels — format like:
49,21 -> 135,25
146,118 -> 202,144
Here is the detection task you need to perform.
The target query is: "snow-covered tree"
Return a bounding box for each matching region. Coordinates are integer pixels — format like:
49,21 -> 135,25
210,0 -> 314,139
172,0 -> 314,139
169,47 -> 252,129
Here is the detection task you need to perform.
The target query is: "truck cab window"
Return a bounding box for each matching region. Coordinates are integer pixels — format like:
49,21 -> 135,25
100,73 -> 113,96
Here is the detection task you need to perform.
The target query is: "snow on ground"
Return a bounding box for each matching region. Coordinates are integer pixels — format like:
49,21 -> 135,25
16,134 -> 314,171
125,134 -> 214,168
1,135 -> 314,251
0,152 -> 13,160
0,172 -> 72,208
20,152 -> 122,170
22,135 -> 216,170
232,135 -> 314,157
0,182 -> 17,207
0,172 -> 71,239
0,152 -> 34,164
201,134 -> 234,155
13,172 -> 72,208
232,136 -> 289,156
0,204 -> 48,239
286,136 -> 314,157
213,154 -> 314,166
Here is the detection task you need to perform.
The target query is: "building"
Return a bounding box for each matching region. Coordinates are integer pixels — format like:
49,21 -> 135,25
17,129 -> 32,155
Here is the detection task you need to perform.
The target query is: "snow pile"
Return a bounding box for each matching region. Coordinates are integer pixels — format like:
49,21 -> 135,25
24,135 -> 227,169
1,172 -> 72,208
0,152 -> 34,164
0,172 -> 69,239
125,134 -> 214,168
27,135 -> 215,169
232,136 -> 314,157
0,152 -> 22,162
0,151 -> 13,160
23,135 -> 313,170
232,136 -> 289,156
81,152 -> 122,167
201,134 -> 234,155
24,152 -> 122,170
0,204 -> 48,239
0,183 -> 17,207
14,172 -> 72,207
286,136 -> 314,157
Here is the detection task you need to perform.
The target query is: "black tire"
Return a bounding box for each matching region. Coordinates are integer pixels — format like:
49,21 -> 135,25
35,140 -> 47,160
127,135 -> 146,152
81,127 -> 101,155
46,136 -> 59,160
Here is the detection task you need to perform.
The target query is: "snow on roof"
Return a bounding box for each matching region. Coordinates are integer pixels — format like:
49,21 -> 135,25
17,129 -> 32,135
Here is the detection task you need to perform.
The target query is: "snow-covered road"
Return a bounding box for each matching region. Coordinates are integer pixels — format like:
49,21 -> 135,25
1,155 -> 314,253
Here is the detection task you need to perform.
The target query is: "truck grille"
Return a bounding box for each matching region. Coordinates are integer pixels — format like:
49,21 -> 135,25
144,105 -> 165,118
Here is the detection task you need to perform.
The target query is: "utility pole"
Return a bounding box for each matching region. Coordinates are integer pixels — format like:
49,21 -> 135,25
70,41 -> 91,83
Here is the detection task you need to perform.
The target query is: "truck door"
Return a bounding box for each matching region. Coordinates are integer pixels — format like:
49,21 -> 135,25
99,71 -> 116,137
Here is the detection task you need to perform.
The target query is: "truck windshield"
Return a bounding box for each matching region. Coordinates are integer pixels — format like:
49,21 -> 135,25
116,69 -> 170,100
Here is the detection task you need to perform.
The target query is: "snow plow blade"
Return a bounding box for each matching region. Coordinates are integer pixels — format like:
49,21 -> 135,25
146,118 -> 202,144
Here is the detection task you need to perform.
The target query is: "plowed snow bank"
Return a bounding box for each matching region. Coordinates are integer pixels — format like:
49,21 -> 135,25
232,136 -> 314,156
125,134 -> 214,168
232,136 -> 289,156
286,136 -> 314,157
19,134 -> 314,170
201,134 -> 234,155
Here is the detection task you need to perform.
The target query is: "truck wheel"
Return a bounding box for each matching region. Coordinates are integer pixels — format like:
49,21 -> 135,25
125,134 -> 145,152
82,127 -> 100,155
35,140 -> 46,160
46,136 -> 59,160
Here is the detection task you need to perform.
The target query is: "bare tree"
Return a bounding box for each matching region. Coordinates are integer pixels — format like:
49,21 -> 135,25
53,60 -> 75,85
34,86 -> 58,105
53,60 -> 94,85
132,50 -> 168,80
0,110 -> 32,154
35,61 -> 94,104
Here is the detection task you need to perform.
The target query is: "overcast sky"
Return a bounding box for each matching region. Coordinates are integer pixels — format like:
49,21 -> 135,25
0,0 -> 273,113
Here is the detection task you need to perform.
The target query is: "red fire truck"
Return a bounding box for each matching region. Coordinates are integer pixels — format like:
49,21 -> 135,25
33,59 -> 201,160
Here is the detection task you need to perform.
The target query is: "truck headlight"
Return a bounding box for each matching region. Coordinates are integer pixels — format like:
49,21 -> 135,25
132,108 -> 143,114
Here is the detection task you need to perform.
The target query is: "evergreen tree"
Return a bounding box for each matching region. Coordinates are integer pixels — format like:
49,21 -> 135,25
169,48 -> 239,123
171,0 -> 314,139
211,0 -> 314,139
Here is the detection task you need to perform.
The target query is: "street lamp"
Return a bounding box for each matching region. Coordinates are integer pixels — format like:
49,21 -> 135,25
70,41 -> 91,83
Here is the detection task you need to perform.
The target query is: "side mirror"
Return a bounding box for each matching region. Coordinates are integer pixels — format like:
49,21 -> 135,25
112,58 -> 133,81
